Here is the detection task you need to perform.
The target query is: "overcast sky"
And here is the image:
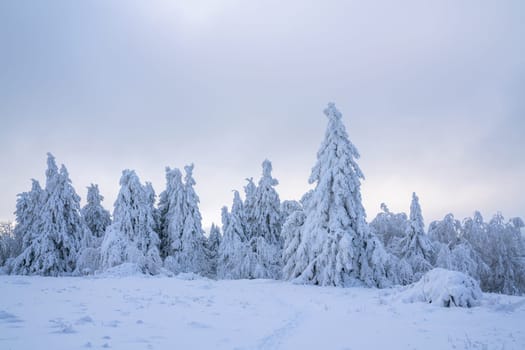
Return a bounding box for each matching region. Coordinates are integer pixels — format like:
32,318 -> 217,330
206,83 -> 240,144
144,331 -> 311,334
1,0 -> 524,230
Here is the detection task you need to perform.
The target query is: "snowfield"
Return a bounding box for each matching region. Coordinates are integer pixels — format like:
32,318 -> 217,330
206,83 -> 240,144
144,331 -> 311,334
1,275 -> 524,350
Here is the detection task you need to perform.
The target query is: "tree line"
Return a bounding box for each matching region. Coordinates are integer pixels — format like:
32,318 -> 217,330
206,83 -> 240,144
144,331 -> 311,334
0,103 -> 523,295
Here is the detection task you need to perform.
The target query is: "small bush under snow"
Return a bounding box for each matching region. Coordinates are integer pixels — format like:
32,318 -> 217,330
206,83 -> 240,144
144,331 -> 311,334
399,268 -> 482,308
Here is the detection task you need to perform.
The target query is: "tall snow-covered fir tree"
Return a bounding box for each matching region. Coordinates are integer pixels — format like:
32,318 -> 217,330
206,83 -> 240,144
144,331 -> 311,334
76,184 -> 111,274
392,193 -> 434,282
282,103 -> 389,287
12,153 -> 88,276
100,170 -> 161,274
242,177 -> 257,241
81,184 -> 111,240
206,223 -> 222,278
246,160 -> 283,279
12,179 -> 44,258
177,164 -> 209,274
160,165 -> 208,275
158,167 -> 185,259
217,192 -> 250,279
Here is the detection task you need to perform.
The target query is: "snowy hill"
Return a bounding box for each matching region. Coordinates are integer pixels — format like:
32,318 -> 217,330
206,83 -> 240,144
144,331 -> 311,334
1,275 -> 524,349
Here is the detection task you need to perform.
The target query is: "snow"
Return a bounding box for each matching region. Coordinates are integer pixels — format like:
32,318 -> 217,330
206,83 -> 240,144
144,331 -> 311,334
398,268 -> 482,308
1,275 -> 524,350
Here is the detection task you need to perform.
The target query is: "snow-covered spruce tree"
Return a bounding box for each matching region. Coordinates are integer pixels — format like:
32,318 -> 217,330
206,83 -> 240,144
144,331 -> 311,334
281,200 -> 305,280
205,223 -> 222,278
169,164 -> 209,275
283,103 -> 389,287
100,170 -> 161,274
144,182 -> 160,235
391,193 -> 434,283
242,177 -> 257,241
246,160 -> 283,279
0,222 -> 16,268
12,179 -> 44,260
12,153 -> 88,276
217,192 -> 250,279
370,203 -> 408,252
158,167 -> 185,260
82,184 -> 111,240
76,184 -> 111,275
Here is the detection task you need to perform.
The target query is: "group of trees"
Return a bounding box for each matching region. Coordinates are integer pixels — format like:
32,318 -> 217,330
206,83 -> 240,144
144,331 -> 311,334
0,103 -> 524,295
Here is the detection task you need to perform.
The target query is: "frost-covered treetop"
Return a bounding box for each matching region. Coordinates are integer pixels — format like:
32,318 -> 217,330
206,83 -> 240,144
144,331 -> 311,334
184,164 -> 196,187
309,102 -> 364,185
45,152 -> 60,190
261,160 -> 278,186
86,184 -> 103,206
324,102 -> 342,120
244,178 -> 256,198
409,192 -> 424,234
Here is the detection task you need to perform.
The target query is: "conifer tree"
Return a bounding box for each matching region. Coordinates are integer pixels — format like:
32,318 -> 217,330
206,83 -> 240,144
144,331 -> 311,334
242,177 -> 257,240
282,103 -> 389,287
82,184 -> 111,240
392,193 -> 434,282
206,223 -> 222,278
247,160 -> 283,279
100,170 -> 161,274
158,167 -> 185,259
174,164 -> 209,274
12,153 -> 88,275
13,179 -> 44,256
217,199 -> 249,279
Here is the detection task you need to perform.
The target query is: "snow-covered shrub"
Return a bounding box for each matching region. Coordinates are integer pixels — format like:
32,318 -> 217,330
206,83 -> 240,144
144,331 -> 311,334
400,268 -> 482,308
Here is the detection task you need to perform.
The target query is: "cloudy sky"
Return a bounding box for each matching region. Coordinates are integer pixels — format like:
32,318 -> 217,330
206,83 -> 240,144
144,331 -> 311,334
1,0 -> 524,230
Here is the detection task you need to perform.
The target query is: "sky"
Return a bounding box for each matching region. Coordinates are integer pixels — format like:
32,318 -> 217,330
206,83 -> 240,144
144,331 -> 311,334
1,0 -> 524,230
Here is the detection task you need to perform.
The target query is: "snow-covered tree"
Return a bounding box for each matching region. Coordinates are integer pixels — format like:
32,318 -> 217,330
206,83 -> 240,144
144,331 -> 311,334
391,193 -> 434,282
428,213 -> 461,246
76,184 -> 111,275
100,170 -> 161,274
281,200 -> 305,280
242,177 -> 257,241
483,214 -> 525,295
158,167 -> 185,259
0,222 -> 16,268
170,164 -> 209,274
82,184 -> 111,240
12,179 -> 44,258
145,182 -> 160,235
430,213 -> 489,285
205,223 -> 222,278
282,103 -> 389,287
459,211 -> 491,285
12,153 -> 88,276
217,196 -> 250,279
370,203 -> 408,252
245,160 -> 283,279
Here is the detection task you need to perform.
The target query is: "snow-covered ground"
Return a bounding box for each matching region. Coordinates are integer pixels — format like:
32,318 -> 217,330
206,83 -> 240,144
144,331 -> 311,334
1,274 -> 524,350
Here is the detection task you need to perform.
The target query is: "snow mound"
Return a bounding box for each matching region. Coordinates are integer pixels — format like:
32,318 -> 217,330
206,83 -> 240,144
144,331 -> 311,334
400,268 -> 482,308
